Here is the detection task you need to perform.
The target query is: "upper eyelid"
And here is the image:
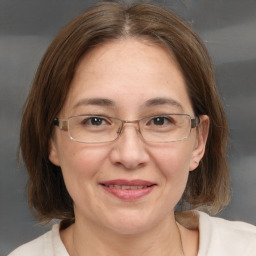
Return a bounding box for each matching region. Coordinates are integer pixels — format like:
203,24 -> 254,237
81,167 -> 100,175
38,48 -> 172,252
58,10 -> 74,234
143,114 -> 177,121
81,116 -> 111,123
145,116 -> 174,124
72,114 -> 113,119
146,115 -> 171,121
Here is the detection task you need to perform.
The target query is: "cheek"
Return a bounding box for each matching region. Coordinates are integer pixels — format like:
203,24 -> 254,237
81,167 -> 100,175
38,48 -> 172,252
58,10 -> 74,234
153,143 -> 193,174
57,143 -> 109,196
150,142 -> 194,193
148,144 -> 194,210
59,144 -> 107,173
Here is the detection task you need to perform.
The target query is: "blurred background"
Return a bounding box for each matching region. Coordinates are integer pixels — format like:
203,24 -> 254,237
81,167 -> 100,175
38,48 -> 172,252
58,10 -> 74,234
1,0 -> 255,255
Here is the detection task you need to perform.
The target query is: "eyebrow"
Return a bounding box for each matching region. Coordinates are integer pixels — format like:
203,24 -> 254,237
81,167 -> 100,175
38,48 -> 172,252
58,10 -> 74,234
73,98 -> 116,109
73,97 -> 184,111
144,97 -> 184,111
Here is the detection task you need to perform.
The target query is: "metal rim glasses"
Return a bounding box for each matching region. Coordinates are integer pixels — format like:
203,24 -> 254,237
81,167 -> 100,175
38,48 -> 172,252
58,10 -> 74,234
54,113 -> 200,144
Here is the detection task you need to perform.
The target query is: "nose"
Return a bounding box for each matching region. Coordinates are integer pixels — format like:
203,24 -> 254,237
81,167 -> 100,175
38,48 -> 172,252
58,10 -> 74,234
109,124 -> 150,170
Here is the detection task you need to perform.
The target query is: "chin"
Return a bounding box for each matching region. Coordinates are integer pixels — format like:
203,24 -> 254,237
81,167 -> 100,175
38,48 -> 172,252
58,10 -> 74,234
103,210 -> 160,235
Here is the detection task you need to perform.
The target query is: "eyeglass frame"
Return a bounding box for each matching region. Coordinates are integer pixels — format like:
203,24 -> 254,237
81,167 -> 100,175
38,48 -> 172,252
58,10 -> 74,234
53,113 -> 200,144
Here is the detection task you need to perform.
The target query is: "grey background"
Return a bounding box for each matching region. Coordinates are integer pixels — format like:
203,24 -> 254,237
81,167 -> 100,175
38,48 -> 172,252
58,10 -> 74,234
1,0 -> 255,255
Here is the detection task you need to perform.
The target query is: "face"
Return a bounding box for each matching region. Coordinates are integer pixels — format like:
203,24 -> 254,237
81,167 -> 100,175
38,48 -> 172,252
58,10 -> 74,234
49,39 -> 208,235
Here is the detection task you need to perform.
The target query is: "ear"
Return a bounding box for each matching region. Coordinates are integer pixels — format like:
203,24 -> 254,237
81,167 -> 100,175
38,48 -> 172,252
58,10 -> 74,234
48,138 -> 60,166
189,115 -> 209,171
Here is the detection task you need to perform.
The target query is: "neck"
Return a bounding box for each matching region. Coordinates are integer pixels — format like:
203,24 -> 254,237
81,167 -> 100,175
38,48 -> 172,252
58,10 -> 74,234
65,213 -> 185,256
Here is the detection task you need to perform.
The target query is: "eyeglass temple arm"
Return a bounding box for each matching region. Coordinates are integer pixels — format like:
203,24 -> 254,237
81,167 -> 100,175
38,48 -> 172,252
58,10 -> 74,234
53,118 -> 68,131
191,116 -> 200,128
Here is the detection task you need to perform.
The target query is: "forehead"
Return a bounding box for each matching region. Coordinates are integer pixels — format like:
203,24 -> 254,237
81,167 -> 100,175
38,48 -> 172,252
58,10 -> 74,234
61,38 -> 193,117
76,38 -> 179,77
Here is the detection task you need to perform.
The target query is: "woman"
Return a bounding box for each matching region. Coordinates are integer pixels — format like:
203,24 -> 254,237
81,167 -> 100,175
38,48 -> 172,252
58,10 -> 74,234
9,1 -> 256,256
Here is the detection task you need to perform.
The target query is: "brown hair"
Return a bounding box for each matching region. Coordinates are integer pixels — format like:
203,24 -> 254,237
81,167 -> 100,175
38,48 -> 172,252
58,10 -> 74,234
20,1 -> 230,223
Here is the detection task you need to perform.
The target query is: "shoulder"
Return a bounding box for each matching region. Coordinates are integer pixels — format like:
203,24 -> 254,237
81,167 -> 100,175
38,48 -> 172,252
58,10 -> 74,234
197,211 -> 256,256
8,224 -> 68,256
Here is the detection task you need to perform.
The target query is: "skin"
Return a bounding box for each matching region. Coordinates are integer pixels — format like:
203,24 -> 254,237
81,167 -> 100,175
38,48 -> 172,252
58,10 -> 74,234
49,38 -> 209,256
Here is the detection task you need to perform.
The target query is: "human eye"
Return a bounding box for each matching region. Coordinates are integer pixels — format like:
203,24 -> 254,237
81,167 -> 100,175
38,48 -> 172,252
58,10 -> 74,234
68,115 -> 115,141
142,115 -> 179,134
78,115 -> 113,128
69,115 -> 113,133
80,116 -> 104,126
147,115 -> 175,126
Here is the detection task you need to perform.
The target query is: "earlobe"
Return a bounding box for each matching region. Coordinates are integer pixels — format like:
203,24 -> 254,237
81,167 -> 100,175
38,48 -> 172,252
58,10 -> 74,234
189,115 -> 209,171
49,139 -> 60,166
189,159 -> 200,171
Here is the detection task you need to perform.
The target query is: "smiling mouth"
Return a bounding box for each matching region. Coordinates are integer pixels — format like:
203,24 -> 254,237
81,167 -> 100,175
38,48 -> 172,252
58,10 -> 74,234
101,184 -> 154,190
100,180 -> 156,200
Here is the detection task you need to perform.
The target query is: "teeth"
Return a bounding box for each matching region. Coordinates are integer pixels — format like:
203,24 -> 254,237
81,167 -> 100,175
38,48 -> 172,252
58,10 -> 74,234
105,185 -> 148,190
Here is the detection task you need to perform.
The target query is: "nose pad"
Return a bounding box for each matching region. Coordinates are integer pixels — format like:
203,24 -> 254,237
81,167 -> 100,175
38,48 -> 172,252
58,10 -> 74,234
116,124 -> 123,135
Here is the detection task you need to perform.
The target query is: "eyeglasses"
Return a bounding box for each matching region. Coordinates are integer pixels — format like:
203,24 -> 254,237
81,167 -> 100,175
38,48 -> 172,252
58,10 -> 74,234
54,114 -> 200,144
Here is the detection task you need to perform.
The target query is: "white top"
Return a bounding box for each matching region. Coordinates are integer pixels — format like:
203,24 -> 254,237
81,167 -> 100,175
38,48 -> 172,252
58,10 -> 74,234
8,211 -> 256,256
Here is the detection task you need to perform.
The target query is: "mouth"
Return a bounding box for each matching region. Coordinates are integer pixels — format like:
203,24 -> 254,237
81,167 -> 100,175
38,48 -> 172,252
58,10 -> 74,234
99,179 -> 156,200
101,184 -> 153,190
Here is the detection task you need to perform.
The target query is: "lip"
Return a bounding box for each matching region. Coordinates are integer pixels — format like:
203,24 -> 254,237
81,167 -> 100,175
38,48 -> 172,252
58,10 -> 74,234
99,179 -> 156,201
